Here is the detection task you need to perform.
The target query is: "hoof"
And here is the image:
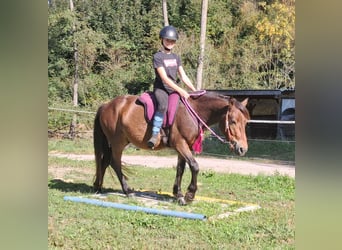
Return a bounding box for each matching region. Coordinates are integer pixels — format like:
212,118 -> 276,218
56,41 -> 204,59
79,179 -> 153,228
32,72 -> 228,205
94,188 -> 102,194
185,192 -> 195,203
127,192 -> 135,198
177,197 -> 187,206
126,188 -> 135,198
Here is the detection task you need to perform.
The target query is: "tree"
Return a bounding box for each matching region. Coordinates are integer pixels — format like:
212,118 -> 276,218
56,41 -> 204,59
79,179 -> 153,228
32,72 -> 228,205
162,0 -> 169,26
69,0 -> 78,138
196,0 -> 208,90
48,0 -> 295,109
255,0 -> 295,88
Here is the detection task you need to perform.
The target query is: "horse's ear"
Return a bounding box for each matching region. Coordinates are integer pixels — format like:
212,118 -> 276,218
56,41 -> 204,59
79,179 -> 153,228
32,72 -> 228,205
241,98 -> 248,107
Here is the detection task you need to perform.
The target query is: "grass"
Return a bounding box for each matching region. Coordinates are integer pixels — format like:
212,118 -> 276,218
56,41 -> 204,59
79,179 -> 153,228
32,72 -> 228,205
48,136 -> 295,163
48,152 -> 295,249
202,136 -> 295,163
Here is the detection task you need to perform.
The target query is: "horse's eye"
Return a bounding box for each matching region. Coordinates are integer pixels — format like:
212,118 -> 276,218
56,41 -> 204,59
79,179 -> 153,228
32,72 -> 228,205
231,120 -> 236,125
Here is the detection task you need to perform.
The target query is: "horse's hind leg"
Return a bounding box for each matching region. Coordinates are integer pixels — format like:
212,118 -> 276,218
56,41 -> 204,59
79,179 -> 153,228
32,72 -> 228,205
110,146 -> 133,196
93,146 -> 111,193
173,155 -> 187,205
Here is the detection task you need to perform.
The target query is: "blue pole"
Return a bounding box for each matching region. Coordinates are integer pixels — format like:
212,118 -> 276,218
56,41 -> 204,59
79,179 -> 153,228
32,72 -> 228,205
64,196 -> 206,220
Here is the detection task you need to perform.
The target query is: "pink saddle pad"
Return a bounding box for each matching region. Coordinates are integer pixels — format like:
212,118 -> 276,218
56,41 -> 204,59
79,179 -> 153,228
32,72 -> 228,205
137,92 -> 180,127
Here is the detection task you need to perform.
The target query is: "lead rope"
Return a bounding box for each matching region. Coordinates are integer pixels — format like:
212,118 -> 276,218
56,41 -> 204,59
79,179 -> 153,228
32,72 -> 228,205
181,95 -> 231,145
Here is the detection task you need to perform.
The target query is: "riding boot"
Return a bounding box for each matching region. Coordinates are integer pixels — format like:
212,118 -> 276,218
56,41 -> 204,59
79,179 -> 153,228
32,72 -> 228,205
147,111 -> 164,149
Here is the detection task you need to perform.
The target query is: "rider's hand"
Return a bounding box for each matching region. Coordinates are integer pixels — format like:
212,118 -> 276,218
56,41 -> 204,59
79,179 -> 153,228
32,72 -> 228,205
182,91 -> 190,99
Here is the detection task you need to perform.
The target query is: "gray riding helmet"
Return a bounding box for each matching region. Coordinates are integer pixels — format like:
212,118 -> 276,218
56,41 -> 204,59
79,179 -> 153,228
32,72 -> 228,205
159,25 -> 179,40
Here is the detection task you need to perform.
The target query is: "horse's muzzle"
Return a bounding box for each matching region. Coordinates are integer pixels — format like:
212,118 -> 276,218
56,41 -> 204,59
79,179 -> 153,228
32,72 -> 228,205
236,145 -> 247,156
230,141 -> 248,156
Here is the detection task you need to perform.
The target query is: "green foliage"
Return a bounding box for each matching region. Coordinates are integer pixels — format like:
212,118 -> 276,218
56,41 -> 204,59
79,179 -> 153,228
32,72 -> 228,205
48,106 -> 74,131
48,10 -> 74,78
256,0 -> 295,88
49,0 -> 295,108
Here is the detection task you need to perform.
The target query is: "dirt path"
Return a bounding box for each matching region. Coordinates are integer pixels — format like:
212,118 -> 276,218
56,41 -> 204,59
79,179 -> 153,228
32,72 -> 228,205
49,153 -> 295,178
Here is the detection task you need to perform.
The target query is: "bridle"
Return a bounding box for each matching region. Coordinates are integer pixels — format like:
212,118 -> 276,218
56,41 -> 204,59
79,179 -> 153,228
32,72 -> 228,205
225,112 -> 233,140
181,96 -> 233,147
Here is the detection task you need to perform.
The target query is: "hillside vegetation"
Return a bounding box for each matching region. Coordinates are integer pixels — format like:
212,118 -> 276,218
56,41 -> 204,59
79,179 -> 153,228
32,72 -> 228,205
49,0 -> 295,110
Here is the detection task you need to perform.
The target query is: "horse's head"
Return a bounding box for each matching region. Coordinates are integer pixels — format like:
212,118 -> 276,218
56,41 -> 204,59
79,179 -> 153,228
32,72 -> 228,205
219,98 -> 250,156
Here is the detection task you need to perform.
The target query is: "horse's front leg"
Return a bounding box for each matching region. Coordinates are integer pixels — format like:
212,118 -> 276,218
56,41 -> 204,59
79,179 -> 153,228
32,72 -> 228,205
184,156 -> 199,203
173,155 -> 186,205
175,147 -> 199,204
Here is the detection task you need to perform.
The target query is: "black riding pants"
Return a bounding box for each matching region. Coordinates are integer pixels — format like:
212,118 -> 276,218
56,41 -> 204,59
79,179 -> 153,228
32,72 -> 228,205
154,88 -> 169,115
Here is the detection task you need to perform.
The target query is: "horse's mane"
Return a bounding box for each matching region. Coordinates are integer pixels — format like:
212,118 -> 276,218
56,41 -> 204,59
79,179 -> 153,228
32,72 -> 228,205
233,98 -> 250,120
194,92 -> 250,120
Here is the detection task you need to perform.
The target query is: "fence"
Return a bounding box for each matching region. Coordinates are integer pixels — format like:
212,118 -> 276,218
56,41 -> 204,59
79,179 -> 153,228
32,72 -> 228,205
48,107 -> 295,142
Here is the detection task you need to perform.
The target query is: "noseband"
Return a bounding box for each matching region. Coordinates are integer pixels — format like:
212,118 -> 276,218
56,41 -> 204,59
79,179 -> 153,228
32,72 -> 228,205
225,112 -> 232,139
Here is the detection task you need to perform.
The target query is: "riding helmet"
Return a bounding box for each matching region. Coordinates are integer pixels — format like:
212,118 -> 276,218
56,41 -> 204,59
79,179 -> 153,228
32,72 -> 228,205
159,25 -> 179,41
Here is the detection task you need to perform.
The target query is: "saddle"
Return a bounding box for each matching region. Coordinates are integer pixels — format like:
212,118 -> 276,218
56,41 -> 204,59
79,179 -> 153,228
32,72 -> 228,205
137,91 -> 180,127
137,91 -> 180,146
137,90 -> 206,153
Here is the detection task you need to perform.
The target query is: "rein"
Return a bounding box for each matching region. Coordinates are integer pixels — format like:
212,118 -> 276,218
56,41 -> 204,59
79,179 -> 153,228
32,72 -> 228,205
181,92 -> 231,146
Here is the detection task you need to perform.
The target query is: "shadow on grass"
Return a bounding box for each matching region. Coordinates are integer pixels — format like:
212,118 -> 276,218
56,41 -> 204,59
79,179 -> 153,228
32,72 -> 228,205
48,179 -> 117,194
48,179 -> 176,202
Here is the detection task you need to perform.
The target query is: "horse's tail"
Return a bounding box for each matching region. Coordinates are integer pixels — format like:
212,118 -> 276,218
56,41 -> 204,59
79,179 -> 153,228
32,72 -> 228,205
93,105 -> 111,191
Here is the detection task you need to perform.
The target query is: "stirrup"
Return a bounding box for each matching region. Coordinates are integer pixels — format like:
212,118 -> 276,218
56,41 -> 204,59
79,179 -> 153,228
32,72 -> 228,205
147,134 -> 159,149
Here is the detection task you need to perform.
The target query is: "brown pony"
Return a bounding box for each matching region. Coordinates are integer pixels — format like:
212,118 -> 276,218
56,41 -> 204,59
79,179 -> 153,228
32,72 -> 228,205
93,92 -> 250,205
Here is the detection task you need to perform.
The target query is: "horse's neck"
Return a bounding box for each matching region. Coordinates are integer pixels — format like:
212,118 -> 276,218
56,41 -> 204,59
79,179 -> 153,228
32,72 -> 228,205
191,95 -> 227,125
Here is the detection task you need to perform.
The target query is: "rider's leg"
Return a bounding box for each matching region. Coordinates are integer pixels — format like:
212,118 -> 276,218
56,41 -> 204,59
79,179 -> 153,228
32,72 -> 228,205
147,88 -> 168,149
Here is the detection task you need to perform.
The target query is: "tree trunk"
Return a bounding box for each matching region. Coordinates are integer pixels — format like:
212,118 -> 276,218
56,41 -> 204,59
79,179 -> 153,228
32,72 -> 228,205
162,0 -> 169,26
69,0 -> 78,139
196,0 -> 208,90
